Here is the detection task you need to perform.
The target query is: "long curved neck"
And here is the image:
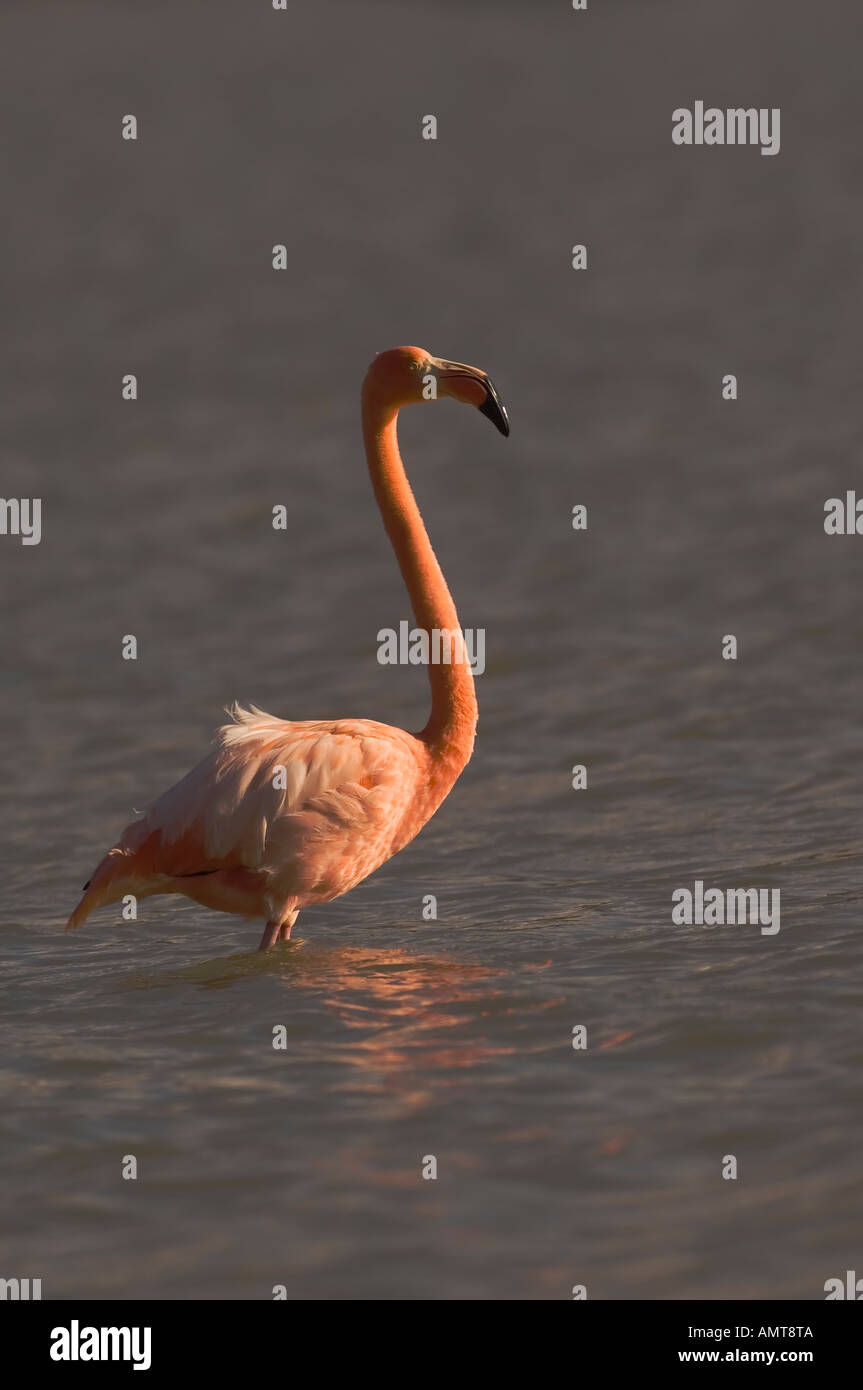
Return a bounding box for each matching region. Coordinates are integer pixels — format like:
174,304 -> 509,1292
362,385 -> 477,770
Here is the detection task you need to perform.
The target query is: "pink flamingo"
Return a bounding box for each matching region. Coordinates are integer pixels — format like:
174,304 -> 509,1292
67,347 -> 509,950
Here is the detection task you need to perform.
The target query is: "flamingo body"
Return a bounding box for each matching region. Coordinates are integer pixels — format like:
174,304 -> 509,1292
67,346 -> 508,948
69,707 -> 450,929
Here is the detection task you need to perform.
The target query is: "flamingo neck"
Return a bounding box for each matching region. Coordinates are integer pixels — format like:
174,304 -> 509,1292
362,387 -> 478,772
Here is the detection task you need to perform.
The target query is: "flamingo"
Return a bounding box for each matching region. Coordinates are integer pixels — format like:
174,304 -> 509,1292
67,346 -> 509,951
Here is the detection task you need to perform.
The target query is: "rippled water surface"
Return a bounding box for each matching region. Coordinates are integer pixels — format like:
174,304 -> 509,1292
2,0 -> 862,1298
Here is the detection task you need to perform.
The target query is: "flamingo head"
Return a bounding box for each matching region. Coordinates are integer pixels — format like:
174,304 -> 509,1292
365,346 -> 510,437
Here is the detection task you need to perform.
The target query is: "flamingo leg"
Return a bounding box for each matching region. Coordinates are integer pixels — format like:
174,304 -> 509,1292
258,910 -> 298,951
257,920 -> 280,951
278,909 -> 298,943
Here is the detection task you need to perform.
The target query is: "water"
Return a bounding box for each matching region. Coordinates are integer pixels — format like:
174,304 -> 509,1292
2,0 -> 862,1299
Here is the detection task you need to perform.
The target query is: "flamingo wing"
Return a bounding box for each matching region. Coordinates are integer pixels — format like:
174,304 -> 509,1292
68,703 -> 425,927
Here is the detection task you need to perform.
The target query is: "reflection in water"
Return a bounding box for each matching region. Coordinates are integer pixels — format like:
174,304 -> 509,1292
283,946 -> 520,1083
119,942 -> 562,1106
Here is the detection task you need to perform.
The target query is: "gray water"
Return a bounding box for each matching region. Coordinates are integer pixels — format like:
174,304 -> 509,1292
2,0 -> 862,1300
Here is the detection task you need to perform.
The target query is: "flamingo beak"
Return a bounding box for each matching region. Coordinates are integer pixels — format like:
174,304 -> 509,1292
477,375 -> 510,437
435,360 -> 510,437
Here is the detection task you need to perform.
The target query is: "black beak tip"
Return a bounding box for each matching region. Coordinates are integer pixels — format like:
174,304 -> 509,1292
478,385 -> 510,438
